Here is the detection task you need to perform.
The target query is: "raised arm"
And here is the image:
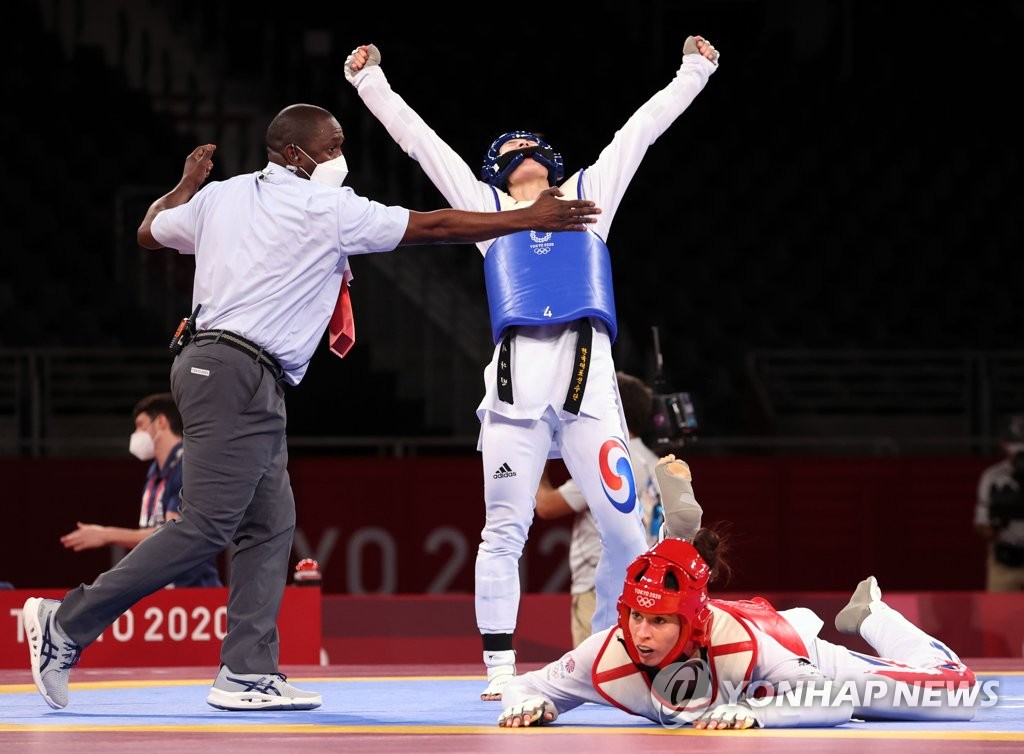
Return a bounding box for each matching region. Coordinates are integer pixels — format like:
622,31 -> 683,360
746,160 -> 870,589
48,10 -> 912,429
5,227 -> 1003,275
345,44 -> 495,211
580,35 -> 720,230
137,144 -> 217,249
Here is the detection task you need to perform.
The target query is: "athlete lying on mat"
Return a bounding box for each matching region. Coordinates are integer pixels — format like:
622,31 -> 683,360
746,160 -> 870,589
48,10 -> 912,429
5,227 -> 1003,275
497,485 -> 981,730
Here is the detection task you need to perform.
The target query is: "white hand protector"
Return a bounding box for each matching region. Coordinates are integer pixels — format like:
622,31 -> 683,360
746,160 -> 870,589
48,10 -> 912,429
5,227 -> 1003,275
704,39 -> 721,66
682,36 -> 720,66
497,696 -> 559,727
344,43 -> 382,83
693,702 -> 760,730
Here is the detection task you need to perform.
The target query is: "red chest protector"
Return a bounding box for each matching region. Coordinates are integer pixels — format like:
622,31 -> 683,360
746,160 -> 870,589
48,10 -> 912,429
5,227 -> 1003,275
593,597 -> 809,719
711,597 -> 809,657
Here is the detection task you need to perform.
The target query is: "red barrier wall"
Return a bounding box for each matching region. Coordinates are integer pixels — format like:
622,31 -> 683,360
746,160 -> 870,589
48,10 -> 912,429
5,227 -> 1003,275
321,591 -> 1024,664
0,455 -> 996,594
1,586 -> 320,668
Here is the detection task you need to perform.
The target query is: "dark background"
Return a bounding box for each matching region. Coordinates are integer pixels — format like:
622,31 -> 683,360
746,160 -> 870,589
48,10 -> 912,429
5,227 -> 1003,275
3,0 -> 1020,439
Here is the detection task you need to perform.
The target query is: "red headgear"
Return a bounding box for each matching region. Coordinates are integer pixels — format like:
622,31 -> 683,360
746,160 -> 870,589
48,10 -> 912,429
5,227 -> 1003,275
616,539 -> 713,669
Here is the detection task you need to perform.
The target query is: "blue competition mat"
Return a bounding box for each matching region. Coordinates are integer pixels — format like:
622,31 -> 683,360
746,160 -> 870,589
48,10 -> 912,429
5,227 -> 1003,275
2,673 -> 1022,735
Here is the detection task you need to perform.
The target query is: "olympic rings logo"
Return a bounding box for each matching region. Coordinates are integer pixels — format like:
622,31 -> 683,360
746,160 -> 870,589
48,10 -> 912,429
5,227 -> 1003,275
636,595 -> 656,609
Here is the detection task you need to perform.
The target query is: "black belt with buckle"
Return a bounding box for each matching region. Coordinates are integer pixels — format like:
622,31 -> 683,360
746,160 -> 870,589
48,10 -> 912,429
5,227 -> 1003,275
193,330 -> 285,381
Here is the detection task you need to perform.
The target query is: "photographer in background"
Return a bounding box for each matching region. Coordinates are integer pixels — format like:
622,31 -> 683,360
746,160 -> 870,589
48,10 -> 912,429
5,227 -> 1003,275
974,414 -> 1024,591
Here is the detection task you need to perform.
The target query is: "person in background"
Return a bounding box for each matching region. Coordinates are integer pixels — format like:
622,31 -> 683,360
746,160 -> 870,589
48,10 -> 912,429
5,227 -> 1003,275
60,393 -> 222,588
345,31 -> 719,700
536,372 -> 702,647
22,101 -> 600,714
975,413 -> 1024,591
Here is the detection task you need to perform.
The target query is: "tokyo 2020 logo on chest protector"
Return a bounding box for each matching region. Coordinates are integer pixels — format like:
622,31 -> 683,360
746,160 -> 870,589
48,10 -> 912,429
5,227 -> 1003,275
599,437 -> 637,513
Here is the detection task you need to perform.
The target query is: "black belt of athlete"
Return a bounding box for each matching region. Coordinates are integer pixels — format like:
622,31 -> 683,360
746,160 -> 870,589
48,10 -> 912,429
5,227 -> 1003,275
561,320 -> 593,415
497,332 -> 514,405
193,330 -> 284,381
496,319 -> 593,414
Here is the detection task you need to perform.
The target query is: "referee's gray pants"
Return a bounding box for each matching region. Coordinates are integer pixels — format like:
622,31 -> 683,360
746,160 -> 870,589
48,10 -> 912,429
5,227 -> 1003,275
57,340 -> 295,674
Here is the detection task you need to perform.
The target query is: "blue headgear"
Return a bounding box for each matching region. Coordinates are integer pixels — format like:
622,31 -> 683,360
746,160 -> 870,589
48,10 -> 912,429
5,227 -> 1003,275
480,131 -> 564,189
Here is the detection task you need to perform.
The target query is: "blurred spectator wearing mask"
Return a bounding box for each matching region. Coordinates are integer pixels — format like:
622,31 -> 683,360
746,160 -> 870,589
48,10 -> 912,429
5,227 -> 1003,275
59,393 -> 222,588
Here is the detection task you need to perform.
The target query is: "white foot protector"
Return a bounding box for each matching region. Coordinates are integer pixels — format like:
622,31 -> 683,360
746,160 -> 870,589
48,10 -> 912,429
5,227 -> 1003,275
481,664 -> 515,701
835,576 -> 884,634
655,454 -> 703,540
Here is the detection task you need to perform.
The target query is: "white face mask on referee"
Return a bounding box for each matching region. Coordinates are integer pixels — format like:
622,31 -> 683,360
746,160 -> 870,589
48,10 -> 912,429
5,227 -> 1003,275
289,143 -> 349,187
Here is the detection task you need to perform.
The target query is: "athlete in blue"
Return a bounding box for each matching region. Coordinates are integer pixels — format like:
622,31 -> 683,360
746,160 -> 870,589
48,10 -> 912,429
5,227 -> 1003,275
346,34 -> 719,699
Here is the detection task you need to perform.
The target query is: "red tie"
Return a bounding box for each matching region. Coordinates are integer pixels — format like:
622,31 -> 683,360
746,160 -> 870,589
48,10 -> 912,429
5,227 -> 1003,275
328,282 -> 355,358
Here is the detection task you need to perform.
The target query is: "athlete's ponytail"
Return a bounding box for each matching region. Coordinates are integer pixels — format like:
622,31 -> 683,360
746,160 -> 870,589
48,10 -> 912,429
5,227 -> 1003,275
693,527 -> 731,586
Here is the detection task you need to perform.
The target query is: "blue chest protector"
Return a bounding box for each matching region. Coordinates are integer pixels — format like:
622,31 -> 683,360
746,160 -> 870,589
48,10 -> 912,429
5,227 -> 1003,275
483,230 -> 618,344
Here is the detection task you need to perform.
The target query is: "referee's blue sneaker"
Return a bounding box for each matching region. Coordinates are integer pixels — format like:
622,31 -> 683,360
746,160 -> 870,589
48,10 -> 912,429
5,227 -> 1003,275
23,597 -> 82,709
206,665 -> 322,710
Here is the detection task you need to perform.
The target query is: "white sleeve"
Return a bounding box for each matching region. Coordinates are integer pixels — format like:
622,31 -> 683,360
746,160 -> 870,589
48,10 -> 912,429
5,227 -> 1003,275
351,66 -> 496,213
150,186 -> 209,255
557,478 -> 588,513
578,54 -> 716,236
500,631 -> 608,716
740,630 -> 853,728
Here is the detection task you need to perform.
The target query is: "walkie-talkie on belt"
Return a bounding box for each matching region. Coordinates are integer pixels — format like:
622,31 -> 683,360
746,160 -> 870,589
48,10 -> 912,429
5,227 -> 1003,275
170,304 -> 202,355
